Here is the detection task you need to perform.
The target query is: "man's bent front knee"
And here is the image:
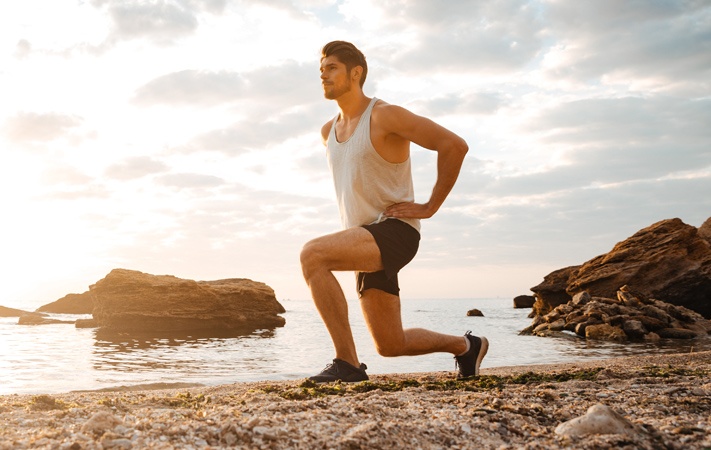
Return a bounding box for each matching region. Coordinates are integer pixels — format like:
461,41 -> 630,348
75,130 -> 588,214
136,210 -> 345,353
300,239 -> 323,281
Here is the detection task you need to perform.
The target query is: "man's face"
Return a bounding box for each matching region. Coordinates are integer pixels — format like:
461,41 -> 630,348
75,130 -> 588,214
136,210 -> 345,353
319,55 -> 352,100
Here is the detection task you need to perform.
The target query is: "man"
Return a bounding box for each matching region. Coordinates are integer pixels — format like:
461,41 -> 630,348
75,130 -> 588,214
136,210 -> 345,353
300,40 -> 488,382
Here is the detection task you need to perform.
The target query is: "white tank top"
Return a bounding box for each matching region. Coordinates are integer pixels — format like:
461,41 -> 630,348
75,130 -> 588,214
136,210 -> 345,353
326,97 -> 421,232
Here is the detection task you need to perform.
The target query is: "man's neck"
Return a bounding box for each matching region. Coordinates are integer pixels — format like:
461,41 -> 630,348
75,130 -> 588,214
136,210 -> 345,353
335,91 -> 371,122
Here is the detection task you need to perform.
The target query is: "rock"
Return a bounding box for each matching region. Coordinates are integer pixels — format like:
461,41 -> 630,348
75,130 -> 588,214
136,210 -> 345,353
466,308 -> 484,317
574,322 -> 590,336
555,404 -> 641,437
617,290 -> 642,307
75,318 -> 99,328
36,292 -> 93,314
640,304 -> 672,323
0,305 -> 32,317
622,319 -> 647,339
18,313 -> 75,325
636,315 -> 667,331
89,269 -> 285,333
81,411 -> 123,436
571,291 -> 591,307
533,322 -> 551,334
532,217 -> 711,318
524,284 -> 711,342
585,323 -> 627,342
512,295 -> 535,309
643,332 -> 661,342
530,266 -> 580,315
548,319 -> 566,331
101,437 -> 133,449
699,216 -> 711,242
656,328 -> 698,339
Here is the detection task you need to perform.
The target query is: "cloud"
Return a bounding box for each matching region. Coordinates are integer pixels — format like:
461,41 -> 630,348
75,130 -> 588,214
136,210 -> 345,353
133,60 -> 320,107
104,156 -> 170,180
2,112 -> 84,143
41,166 -> 94,186
353,0 -> 544,74
42,184 -> 112,201
182,104 -> 330,154
155,172 -> 225,188
295,150 -> 331,181
412,92 -> 507,116
14,39 -> 31,59
542,1 -> 711,93
524,96 -> 711,177
133,70 -> 246,106
91,0 -> 227,45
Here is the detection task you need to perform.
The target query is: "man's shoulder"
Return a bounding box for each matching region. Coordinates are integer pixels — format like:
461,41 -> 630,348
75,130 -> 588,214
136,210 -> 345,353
371,100 -> 418,130
372,98 -> 394,114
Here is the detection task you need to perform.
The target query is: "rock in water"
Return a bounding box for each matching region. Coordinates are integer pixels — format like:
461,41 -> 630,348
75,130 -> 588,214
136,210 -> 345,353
18,313 -> 75,325
90,269 -> 285,333
555,404 -> 640,437
36,292 -> 93,314
531,217 -> 711,318
512,295 -> 535,309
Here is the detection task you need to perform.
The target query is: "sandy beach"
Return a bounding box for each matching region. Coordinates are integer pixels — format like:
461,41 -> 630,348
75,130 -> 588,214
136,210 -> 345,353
1,351 -> 709,449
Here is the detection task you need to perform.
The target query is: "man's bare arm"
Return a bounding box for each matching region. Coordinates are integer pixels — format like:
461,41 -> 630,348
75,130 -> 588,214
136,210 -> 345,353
378,105 -> 468,219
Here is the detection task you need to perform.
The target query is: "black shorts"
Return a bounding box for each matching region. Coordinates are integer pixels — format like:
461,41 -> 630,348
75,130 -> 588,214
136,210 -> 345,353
356,219 -> 420,297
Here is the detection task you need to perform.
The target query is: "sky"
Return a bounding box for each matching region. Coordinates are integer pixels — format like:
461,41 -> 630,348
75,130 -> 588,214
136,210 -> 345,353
1,0 -> 709,309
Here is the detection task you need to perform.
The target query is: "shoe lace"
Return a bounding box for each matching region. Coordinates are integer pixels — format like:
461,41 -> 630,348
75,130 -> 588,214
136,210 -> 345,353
321,361 -> 340,375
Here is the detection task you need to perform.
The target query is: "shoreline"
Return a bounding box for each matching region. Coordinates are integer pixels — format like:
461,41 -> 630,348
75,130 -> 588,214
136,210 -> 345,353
1,351 -> 709,449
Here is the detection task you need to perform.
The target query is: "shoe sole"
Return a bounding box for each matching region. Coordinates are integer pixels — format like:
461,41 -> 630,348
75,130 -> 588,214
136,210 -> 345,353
309,378 -> 368,384
474,336 -> 489,376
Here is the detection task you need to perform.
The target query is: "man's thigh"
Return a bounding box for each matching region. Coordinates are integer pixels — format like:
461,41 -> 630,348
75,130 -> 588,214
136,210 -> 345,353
303,227 -> 384,273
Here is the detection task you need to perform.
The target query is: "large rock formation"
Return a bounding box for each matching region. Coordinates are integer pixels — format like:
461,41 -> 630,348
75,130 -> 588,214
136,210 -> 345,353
530,217 -> 711,318
37,292 -> 93,314
89,269 -> 286,333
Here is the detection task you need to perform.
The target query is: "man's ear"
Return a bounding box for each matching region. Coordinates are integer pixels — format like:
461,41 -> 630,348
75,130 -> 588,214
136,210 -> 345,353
352,66 -> 362,81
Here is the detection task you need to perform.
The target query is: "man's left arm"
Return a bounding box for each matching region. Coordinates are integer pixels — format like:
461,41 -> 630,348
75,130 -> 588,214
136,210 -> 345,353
381,106 -> 469,220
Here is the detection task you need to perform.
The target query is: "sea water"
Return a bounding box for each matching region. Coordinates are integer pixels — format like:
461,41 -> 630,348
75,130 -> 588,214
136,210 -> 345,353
1,298 -> 708,395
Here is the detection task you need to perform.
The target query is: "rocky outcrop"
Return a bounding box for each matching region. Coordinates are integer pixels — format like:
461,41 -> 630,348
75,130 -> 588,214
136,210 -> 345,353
530,266 -> 581,316
18,313 -> 75,325
512,295 -> 535,309
37,292 -> 93,314
0,305 -> 32,317
530,217 -> 711,318
522,288 -> 711,342
89,269 -> 285,333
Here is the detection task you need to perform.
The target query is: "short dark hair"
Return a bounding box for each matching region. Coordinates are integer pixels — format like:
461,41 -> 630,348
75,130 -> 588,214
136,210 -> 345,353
321,41 -> 368,88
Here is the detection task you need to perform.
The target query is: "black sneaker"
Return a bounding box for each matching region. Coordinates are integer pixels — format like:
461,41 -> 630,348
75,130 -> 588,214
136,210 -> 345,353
308,358 -> 369,383
454,331 -> 489,378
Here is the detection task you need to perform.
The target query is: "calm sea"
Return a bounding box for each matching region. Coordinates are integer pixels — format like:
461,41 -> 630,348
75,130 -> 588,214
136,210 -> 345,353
1,298 -> 708,395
